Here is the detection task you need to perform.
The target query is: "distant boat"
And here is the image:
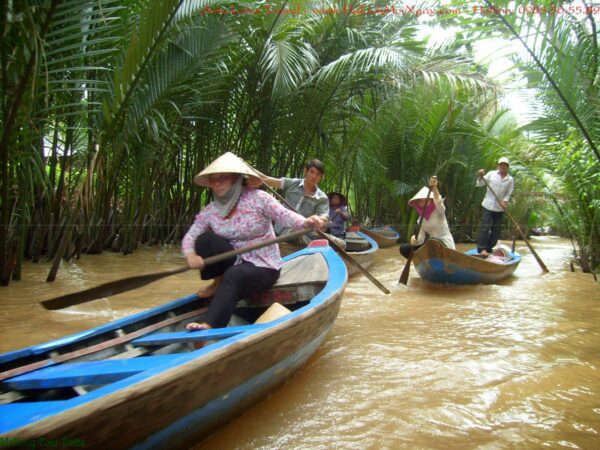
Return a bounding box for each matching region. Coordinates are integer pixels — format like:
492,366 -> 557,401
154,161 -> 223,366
360,226 -> 400,248
412,239 -> 521,284
0,242 -> 347,448
344,228 -> 379,276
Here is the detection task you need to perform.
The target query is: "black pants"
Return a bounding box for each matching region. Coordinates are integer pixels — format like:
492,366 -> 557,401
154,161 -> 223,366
477,207 -> 504,253
195,232 -> 280,328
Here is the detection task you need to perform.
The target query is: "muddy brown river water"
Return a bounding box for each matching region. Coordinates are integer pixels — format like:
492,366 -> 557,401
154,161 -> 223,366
1,237 -> 598,448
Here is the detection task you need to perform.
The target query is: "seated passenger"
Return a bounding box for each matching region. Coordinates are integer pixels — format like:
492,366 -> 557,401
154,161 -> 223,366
327,192 -> 351,239
485,244 -> 512,263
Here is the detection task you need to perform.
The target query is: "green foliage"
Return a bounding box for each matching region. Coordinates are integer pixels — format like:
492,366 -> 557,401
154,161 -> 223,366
1,0 -> 598,283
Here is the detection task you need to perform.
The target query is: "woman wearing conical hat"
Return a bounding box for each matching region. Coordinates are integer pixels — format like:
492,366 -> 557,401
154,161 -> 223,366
399,176 -> 455,258
181,152 -> 325,331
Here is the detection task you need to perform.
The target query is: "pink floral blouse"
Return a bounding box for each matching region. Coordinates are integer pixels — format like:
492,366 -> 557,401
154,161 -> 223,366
182,188 -> 306,270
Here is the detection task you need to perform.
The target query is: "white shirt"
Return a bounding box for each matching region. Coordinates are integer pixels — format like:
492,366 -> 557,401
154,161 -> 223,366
476,171 -> 514,212
417,196 -> 455,249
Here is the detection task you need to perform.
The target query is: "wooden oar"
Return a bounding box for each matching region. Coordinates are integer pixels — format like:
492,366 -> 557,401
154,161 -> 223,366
399,186 -> 433,285
480,176 -> 549,273
245,164 -> 389,294
41,229 -> 310,310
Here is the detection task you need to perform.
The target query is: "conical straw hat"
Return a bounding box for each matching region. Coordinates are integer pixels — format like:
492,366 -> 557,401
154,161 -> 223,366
194,152 -> 262,187
408,186 -> 433,207
408,186 -> 445,207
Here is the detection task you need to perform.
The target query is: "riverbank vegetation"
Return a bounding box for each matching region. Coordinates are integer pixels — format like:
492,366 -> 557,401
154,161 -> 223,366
1,0 -> 598,285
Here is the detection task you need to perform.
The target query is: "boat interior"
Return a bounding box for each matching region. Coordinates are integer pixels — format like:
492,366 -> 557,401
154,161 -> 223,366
0,252 -> 330,407
344,232 -> 371,252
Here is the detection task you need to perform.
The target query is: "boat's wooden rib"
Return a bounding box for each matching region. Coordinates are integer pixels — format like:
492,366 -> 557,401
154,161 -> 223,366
0,243 -> 347,449
411,239 -> 521,284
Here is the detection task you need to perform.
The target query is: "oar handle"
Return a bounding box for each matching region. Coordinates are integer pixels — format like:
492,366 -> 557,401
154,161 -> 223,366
202,229 -> 308,266
480,175 -> 549,272
177,229 -> 311,270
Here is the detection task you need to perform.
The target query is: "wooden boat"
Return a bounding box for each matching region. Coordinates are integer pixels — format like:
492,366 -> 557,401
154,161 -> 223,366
0,241 -> 347,448
344,228 -> 379,276
279,228 -> 378,277
360,226 -> 399,248
412,239 -> 521,284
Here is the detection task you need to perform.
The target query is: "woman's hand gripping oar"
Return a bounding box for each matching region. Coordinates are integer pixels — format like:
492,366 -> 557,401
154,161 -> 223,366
41,229 -> 311,310
479,174 -> 549,272
243,161 -> 390,294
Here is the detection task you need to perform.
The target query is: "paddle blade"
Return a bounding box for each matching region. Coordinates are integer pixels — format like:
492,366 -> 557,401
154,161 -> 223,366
399,252 -> 413,285
41,267 -> 189,310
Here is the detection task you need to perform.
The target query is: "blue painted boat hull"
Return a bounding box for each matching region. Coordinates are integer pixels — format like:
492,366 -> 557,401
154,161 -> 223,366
134,326 -> 331,449
0,245 -> 347,448
412,240 -> 521,284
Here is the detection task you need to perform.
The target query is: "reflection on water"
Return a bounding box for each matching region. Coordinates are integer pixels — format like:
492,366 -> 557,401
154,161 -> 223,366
1,237 -> 598,448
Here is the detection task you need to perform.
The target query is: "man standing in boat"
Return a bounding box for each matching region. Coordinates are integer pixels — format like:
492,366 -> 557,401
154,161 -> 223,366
475,157 -> 514,256
261,159 -> 345,248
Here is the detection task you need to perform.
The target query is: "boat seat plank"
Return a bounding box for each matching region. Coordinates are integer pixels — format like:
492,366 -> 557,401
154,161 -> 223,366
345,241 -> 370,252
2,355 -> 181,390
132,325 -> 266,347
344,232 -> 370,252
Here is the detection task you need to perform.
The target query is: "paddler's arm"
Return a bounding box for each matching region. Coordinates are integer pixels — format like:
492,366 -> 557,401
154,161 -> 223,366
314,195 -> 330,230
182,213 -> 209,270
475,169 -> 488,187
261,175 -> 284,189
242,165 -> 283,189
429,176 -> 441,201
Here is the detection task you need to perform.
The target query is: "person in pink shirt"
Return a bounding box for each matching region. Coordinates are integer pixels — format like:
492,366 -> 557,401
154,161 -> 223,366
182,152 -> 324,331
399,176 -> 455,258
